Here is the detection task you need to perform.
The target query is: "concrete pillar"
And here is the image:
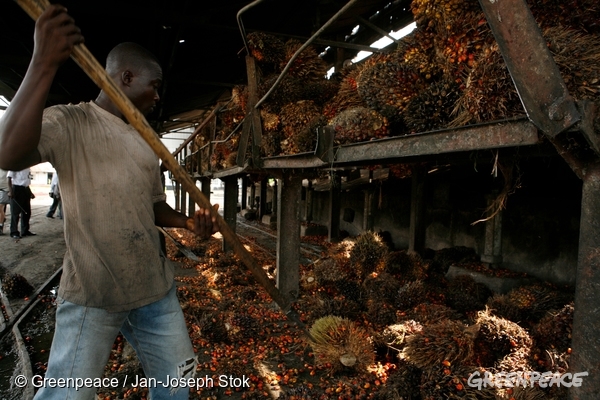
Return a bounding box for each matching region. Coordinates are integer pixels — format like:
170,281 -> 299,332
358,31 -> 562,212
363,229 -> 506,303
328,173 -> 342,243
276,173 -> 302,301
241,177 -> 248,210
259,178 -> 268,219
408,167 -> 426,254
570,164 -> 600,400
200,177 -> 211,203
250,182 -> 256,209
363,188 -> 375,231
222,176 -> 238,253
481,192 -> 503,267
305,181 -> 313,223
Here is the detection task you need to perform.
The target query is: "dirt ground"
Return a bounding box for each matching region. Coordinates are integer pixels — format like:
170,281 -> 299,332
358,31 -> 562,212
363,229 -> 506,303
0,184 -> 66,315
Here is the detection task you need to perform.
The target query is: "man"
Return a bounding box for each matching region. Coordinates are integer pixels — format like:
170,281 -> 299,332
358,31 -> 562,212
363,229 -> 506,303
0,168 -> 9,235
7,167 -> 35,239
46,172 -> 62,219
0,5 -> 218,399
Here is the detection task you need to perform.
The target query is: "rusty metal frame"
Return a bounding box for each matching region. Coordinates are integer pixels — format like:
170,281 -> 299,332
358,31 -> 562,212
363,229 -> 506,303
477,0 -> 580,137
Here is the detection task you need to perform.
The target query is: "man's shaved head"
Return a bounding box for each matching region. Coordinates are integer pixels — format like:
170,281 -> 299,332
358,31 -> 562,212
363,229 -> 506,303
105,42 -> 160,76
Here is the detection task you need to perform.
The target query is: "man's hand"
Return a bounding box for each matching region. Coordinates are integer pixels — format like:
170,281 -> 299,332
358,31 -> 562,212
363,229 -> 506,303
186,204 -> 220,239
33,5 -> 84,71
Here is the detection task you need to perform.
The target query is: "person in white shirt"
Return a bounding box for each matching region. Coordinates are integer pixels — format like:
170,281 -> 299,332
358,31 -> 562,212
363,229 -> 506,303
46,172 -> 62,219
7,167 -> 36,239
0,169 -> 9,235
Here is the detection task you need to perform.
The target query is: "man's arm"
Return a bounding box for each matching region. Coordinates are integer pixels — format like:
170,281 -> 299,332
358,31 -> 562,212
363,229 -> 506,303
0,5 -> 83,170
7,177 -> 13,198
154,201 -> 219,240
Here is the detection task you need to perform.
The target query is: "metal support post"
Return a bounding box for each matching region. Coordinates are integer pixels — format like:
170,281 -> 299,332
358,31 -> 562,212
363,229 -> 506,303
408,167 -> 426,254
570,164 -> 600,400
481,193 -> 503,267
259,177 -> 267,219
222,176 -> 238,253
276,173 -> 302,301
200,177 -> 211,203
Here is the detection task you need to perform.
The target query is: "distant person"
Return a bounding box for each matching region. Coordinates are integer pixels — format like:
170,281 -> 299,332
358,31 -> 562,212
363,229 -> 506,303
0,168 -> 9,235
46,173 -> 62,219
7,167 -> 35,239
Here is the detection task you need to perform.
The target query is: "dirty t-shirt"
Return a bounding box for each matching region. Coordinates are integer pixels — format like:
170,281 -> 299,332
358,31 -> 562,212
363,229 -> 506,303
37,101 -> 173,312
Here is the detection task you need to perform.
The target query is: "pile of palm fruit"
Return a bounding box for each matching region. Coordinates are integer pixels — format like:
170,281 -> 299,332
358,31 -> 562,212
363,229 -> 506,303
297,230 -> 575,399
197,0 -> 600,170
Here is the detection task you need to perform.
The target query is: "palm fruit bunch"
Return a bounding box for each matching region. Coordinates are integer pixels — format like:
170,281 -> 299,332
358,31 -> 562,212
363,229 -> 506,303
384,250 -> 428,282
376,320 -> 424,351
280,39 -> 328,81
446,274 -> 492,314
411,0 -> 482,35
218,85 -> 247,131
198,311 -> 229,343
362,272 -> 401,304
528,0 -> 600,33
435,12 -> 491,82
349,231 -> 389,280
399,303 -> 463,326
532,302 -> 573,354
326,238 -> 357,277
395,280 -> 430,311
329,107 -> 389,145
356,51 -> 426,123
403,79 -> 461,133
420,365 -> 495,400
279,100 -> 324,155
246,32 -> 285,73
544,26 -> 600,131
487,283 -> 572,325
304,292 -> 363,323
474,309 -> 533,372
411,0 -> 490,78
371,359 -> 422,400
301,79 -> 340,108
224,312 -> 260,342
1,273 -> 34,298
259,109 -> 282,157
449,43 -> 523,127
307,316 -> 375,372
365,298 -> 398,327
313,257 -> 349,286
210,131 -> 239,170
257,74 -> 305,114
402,319 -> 479,369
400,31 -> 438,80
323,63 -> 367,120
530,302 -> 574,373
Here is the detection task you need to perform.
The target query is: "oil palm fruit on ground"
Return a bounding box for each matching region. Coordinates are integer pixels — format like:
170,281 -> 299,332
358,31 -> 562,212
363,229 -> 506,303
307,316 -> 375,372
349,231 -> 389,280
1,272 -> 34,299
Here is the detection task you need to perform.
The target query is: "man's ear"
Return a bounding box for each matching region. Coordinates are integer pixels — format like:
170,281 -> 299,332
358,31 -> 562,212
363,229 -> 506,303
121,70 -> 134,86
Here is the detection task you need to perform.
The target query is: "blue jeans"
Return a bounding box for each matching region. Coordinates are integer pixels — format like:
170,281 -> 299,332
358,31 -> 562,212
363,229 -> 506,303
34,285 -> 196,400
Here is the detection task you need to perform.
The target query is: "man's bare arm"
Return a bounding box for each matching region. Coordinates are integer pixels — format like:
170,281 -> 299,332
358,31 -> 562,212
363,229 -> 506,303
0,5 -> 83,170
154,201 -> 219,240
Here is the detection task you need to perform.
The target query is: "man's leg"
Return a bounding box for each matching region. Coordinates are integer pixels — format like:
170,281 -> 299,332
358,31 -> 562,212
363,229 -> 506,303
47,197 -> 59,217
33,298 -> 128,400
10,190 -> 23,236
21,187 -> 32,233
0,203 -> 5,234
121,285 -> 196,400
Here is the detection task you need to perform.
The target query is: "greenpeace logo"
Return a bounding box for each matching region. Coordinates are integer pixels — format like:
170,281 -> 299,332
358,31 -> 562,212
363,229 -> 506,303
467,370 -> 589,389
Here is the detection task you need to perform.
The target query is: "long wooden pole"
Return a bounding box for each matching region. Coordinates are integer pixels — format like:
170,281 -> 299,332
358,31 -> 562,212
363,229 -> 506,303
15,0 -> 303,327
